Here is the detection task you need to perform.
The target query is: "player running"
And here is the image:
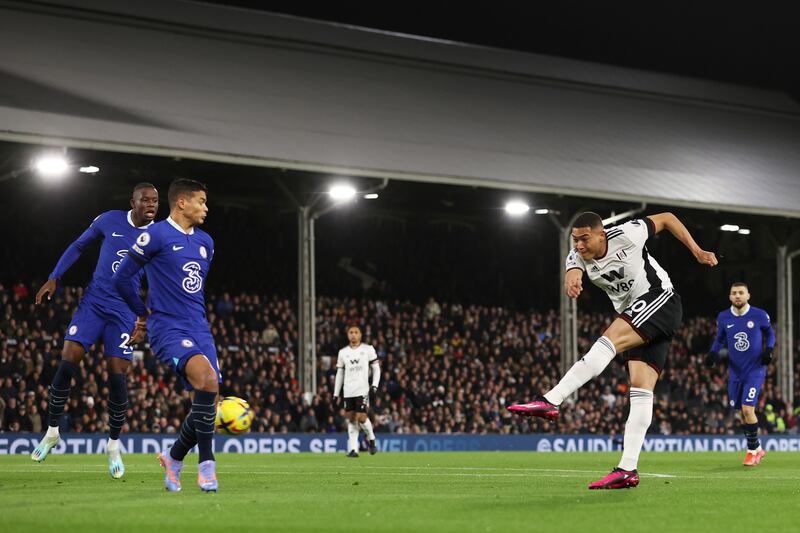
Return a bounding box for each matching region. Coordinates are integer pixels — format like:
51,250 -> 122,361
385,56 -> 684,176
508,212 -> 717,489
31,183 -> 158,479
113,178 -> 220,492
705,282 -> 775,466
333,325 -> 380,457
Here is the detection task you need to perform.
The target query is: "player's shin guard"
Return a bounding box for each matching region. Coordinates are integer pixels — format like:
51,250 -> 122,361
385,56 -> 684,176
359,418 -> 375,441
743,423 -> 761,451
47,360 -> 78,428
544,337 -> 616,405
347,420 -> 359,452
170,412 -> 198,461
618,388 -> 653,471
192,391 -> 217,463
107,372 -> 128,440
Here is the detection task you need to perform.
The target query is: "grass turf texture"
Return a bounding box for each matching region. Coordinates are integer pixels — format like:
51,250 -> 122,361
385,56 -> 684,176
1,452 -> 797,532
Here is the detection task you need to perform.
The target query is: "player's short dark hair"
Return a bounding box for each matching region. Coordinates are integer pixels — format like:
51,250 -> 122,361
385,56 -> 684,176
346,324 -> 362,333
731,282 -> 749,290
168,178 -> 207,208
572,211 -> 604,230
132,182 -> 156,194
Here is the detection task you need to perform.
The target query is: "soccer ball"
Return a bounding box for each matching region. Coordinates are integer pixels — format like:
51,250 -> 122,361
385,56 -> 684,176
215,396 -> 255,435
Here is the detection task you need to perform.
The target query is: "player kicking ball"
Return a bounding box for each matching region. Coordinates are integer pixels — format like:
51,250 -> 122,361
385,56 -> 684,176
333,325 -> 380,457
32,183 -> 158,479
114,179 -> 220,492
508,212 -> 717,489
705,282 -> 775,466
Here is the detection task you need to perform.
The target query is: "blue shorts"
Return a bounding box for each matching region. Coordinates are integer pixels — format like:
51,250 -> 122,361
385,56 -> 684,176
149,327 -> 221,391
64,297 -> 136,359
728,373 -> 765,409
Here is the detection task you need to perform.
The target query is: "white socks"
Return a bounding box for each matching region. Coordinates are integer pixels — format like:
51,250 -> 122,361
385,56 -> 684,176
360,419 -> 375,441
45,426 -> 60,439
545,337 -> 617,405
618,388 -> 654,471
107,438 -> 120,452
347,421 -> 359,452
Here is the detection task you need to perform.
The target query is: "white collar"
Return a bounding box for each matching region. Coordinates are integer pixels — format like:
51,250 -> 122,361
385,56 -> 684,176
730,304 -> 751,316
348,343 -> 362,350
127,210 -> 154,229
167,216 -> 194,235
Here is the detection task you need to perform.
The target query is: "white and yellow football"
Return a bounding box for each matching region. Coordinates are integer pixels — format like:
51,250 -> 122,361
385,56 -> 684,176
215,396 -> 255,435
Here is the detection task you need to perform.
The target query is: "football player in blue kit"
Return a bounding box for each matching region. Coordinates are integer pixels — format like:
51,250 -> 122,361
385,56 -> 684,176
31,183 -> 159,479
706,282 -> 775,466
113,178 -> 220,492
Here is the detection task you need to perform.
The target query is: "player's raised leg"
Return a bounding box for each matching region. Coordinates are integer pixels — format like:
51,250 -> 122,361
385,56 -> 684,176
32,341 -> 84,462
509,317 -> 641,419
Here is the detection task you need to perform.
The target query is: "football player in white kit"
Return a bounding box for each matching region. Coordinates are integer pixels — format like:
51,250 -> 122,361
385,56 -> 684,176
509,212 -> 717,489
333,325 -> 381,457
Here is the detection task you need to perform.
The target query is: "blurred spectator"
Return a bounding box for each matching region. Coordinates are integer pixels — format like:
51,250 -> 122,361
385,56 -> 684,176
0,282 -> 795,436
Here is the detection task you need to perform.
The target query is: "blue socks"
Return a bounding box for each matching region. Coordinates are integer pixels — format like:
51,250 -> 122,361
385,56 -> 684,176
47,360 -> 78,427
743,423 -> 760,450
169,390 -> 217,462
107,373 -> 128,440
193,391 -> 217,463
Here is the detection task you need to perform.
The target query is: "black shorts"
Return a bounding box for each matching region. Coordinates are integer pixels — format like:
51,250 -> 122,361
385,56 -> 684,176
344,395 -> 369,413
617,289 -> 682,374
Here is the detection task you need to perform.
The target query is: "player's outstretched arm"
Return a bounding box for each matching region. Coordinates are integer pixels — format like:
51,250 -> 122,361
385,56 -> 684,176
647,212 -> 718,267
37,219 -> 104,304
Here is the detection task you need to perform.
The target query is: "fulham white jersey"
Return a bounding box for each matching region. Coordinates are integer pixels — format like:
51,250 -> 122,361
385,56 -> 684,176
336,343 -> 378,397
565,218 -> 673,313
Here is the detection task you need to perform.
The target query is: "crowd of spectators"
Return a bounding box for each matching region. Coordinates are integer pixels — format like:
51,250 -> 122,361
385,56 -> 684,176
2,281 -> 797,437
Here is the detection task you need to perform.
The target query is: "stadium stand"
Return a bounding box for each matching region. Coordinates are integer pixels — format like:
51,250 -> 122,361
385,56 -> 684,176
1,282 -> 796,435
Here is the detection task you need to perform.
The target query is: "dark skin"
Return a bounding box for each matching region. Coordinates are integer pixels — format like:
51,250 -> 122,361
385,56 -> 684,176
35,186 -> 159,372
128,190 -> 217,395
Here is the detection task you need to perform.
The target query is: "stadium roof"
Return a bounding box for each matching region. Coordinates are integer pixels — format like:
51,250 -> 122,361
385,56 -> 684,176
1,0 -> 799,217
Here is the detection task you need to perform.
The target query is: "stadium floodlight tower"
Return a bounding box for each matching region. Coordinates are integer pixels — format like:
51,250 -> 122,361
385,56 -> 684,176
777,245 -> 800,402
276,177 -> 387,401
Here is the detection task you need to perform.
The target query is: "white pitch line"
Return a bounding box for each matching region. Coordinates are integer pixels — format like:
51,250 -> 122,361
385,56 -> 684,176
212,464 -> 680,478
6,465 -> 800,480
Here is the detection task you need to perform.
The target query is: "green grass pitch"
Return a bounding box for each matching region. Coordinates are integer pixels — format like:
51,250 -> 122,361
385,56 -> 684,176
1,452 -> 797,532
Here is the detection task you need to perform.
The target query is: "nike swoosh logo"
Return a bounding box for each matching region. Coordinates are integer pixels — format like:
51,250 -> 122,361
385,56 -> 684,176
112,232 -> 124,237
727,325 -> 734,328
172,245 -> 184,251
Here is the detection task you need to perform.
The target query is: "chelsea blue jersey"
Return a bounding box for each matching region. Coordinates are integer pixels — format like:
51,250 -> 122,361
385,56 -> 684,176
114,217 -> 213,332
710,306 -> 775,378
50,210 -> 150,307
